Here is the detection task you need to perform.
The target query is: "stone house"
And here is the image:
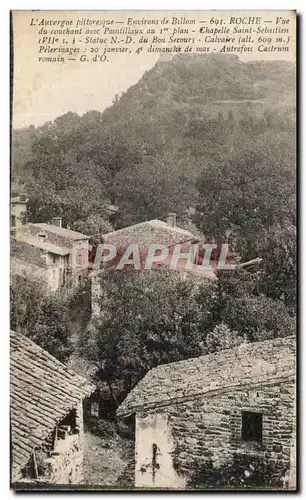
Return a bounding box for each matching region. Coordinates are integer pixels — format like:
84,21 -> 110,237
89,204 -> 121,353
117,336 -> 296,490
89,217 -> 216,317
10,194 -> 28,234
14,218 -> 90,291
10,330 -> 95,487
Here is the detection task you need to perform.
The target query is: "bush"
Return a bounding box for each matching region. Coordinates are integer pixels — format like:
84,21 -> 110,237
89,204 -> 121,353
189,454 -> 286,490
85,417 -> 117,438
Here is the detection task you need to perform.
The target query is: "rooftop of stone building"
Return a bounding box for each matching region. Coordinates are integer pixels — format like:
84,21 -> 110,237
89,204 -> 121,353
11,194 -> 28,204
10,330 -> 95,480
28,223 -> 89,242
13,234 -> 71,257
117,336 -> 296,417
11,238 -> 47,268
103,219 -> 198,248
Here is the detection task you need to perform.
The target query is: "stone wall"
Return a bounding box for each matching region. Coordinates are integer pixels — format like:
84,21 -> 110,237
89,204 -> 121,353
43,401 -> 85,485
44,433 -> 84,485
135,377 -> 295,489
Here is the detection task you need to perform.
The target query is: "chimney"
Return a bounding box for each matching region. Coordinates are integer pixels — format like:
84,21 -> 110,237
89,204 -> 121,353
167,213 -> 177,228
51,216 -> 62,228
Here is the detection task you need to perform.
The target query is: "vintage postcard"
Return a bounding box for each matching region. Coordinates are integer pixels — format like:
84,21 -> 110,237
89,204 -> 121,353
10,10 -> 296,490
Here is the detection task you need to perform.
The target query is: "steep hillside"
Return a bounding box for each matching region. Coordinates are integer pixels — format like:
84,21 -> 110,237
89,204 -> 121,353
11,54 -> 295,228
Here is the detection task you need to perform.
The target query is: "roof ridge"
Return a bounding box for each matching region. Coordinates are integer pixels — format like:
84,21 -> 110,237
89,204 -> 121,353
149,335 -> 296,372
117,371 -> 295,417
28,223 -> 89,240
103,219 -> 196,238
117,336 -> 296,417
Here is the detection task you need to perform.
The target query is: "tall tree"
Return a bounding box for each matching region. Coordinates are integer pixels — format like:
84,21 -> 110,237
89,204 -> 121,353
10,275 -> 73,362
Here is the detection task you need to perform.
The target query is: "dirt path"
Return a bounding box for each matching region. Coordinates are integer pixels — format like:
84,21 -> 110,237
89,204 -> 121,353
83,431 -> 132,487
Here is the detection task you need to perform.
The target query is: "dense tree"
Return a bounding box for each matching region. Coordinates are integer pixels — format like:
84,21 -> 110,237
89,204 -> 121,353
196,268 -> 296,343
10,275 -> 73,362
12,56 -> 295,231
255,224 -> 296,309
72,214 -> 113,244
194,140 -> 295,261
78,268 -> 210,398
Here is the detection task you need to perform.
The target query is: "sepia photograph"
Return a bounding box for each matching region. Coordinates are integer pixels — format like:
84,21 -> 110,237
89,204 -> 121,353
10,9 -> 296,491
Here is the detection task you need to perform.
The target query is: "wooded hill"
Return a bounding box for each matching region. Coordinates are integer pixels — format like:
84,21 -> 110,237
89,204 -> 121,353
12,53 -> 295,233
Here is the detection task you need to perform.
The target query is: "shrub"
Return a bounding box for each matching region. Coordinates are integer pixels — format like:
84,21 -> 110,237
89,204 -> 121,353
189,454 -> 286,490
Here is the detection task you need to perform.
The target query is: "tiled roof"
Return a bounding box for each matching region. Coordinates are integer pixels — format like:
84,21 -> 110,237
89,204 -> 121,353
117,336 -> 296,417
11,196 -> 28,204
29,223 -> 89,241
10,258 -> 46,283
17,233 -> 70,256
103,220 -> 197,248
11,238 -> 47,268
10,331 -> 95,480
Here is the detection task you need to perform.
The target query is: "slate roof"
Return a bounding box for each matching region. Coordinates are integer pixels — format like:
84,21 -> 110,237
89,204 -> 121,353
10,331 -> 95,481
103,219 -> 197,248
10,259 -> 46,283
11,196 -> 28,204
11,238 -> 47,268
117,336 -> 296,417
17,233 -> 70,256
29,223 -> 89,241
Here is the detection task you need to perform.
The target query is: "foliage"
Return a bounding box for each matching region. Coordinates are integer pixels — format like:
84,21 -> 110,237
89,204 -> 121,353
85,417 -> 117,439
10,275 -> 73,362
12,56 -> 295,231
85,416 -> 134,441
79,268 -> 209,396
194,142 -> 295,261
72,214 -> 113,245
204,323 -> 245,354
188,454 -> 285,489
255,224 -> 296,309
196,269 -> 296,343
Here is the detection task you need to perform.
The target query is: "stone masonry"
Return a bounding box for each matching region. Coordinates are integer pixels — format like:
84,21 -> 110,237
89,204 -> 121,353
117,336 -> 296,489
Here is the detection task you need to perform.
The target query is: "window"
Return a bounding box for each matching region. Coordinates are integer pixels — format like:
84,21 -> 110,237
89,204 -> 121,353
38,233 -> 47,242
11,215 -> 16,227
241,411 -> 263,442
52,254 -> 56,264
76,250 -> 86,267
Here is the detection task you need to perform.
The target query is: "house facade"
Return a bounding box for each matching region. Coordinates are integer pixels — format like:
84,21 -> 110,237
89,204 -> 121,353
10,330 -> 95,487
117,336 -> 296,490
13,218 -> 90,291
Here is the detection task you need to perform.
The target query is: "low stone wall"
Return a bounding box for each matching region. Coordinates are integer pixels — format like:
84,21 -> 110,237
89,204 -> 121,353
44,401 -> 85,485
44,434 -> 84,485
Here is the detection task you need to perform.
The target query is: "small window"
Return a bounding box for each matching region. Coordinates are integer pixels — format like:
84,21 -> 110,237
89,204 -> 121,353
11,215 -> 16,227
53,255 -> 56,264
76,250 -> 86,266
241,411 -> 263,442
